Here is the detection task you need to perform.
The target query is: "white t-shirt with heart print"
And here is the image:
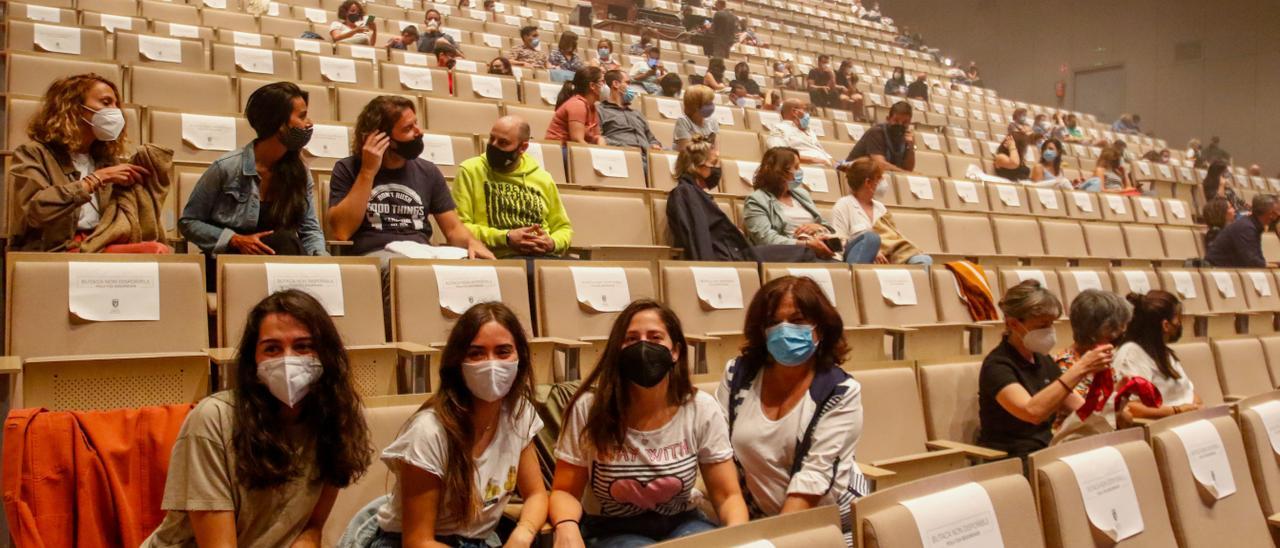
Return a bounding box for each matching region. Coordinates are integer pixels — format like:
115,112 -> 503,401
556,391 -> 733,517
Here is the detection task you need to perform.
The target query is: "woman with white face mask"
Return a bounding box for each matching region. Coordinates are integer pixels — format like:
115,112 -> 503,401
369,302 -> 547,548
716,276 -> 868,547
830,157 -> 931,265
9,73 -> 171,253
978,280 -> 1109,460
144,290 -> 373,547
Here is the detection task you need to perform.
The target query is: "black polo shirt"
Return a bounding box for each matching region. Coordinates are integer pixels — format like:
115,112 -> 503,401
977,337 -> 1062,458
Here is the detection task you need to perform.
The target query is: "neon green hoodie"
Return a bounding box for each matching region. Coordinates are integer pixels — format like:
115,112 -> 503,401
451,152 -> 574,257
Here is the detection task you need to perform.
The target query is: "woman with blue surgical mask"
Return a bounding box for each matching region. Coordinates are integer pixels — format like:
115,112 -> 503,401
742,147 -> 837,261
978,280 -> 1108,460
1031,138 -> 1070,184
716,276 -> 868,547
673,85 -> 721,151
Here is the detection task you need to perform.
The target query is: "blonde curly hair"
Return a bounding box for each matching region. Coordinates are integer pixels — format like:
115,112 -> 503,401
27,73 -> 128,161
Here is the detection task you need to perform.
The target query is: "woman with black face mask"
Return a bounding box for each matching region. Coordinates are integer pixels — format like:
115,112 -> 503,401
549,300 -> 748,547
1114,290 -> 1202,419
665,135 -> 756,261
327,95 -> 493,264
328,0 -> 376,45
180,82 -> 326,283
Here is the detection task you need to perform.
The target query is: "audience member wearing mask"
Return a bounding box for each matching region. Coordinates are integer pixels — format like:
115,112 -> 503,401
905,73 -> 928,101
1080,147 -> 1133,194
592,39 -> 620,71
702,57 -> 730,92
1051,290 -> 1131,433
452,116 -> 573,258
978,280 -> 1103,460
1200,196 -> 1235,250
1007,108 -> 1033,137
384,25 -> 418,50
548,31 -> 585,74
629,29 -> 659,55
1061,114 -> 1085,143
1031,139 -> 1069,183
727,83 -> 753,108
1185,138 -> 1202,166
488,56 -> 514,75
416,9 -> 457,53
730,61 -> 763,98
326,95 -> 492,262
993,133 -> 1031,181
434,43 -> 461,94
716,276 -> 868,547
834,61 -> 867,120
743,147 -> 836,261
845,101 -> 915,172
366,302 -> 548,547
546,67 -> 606,145
830,158 -> 932,265
510,26 -> 547,68
806,55 -> 841,108
141,290 -> 371,547
765,99 -> 833,167
628,46 -> 668,95
329,0 -> 376,45
666,135 -> 758,261
1205,193 -> 1279,268
598,70 -> 663,151
883,67 -> 908,96
549,301 -> 749,546
1114,291 -> 1202,419
673,85 -> 720,151
773,60 -> 801,90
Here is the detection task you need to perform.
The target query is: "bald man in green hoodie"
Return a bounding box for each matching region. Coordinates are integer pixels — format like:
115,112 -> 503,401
452,116 -> 574,258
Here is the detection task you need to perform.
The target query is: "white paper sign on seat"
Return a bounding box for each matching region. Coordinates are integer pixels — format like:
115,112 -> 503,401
1247,272 -> 1272,297
433,265 -> 501,315
1035,188 -> 1059,210
908,176 -> 934,200
1250,401 -> 1280,455
34,23 -> 80,54
398,66 -> 435,90
1171,419 -> 1237,500
181,114 -> 236,151
470,75 -> 504,99
877,269 -> 918,306
319,56 -> 358,83
569,267 -> 630,312
589,148 -> 629,178
1123,271 -> 1151,294
1059,445 -> 1145,542
801,167 -> 829,193
898,482 -> 1004,548
1171,271 -> 1197,299
787,268 -> 836,304
266,263 -> 346,316
1013,269 -> 1047,287
421,134 -> 455,165
690,267 -> 744,309
1072,271 -> 1103,291
68,262 -> 161,322
304,125 -> 348,159
1211,271 -> 1236,298
234,46 -> 274,74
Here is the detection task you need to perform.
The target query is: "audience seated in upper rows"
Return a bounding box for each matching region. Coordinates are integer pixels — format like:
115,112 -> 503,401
743,147 -> 836,261
330,0 -> 376,45
1205,193 -> 1279,268
547,67 -> 606,146
417,9 -> 458,54
830,158 -> 931,265
845,101 -> 915,173
599,70 -> 663,151
766,99 -> 833,167
675,85 -> 720,151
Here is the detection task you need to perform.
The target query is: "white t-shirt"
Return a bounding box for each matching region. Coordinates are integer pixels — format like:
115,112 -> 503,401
71,152 -> 100,231
829,196 -> 885,242
1112,342 -> 1196,407
329,19 -> 371,44
556,391 -> 733,517
780,199 -> 815,236
715,361 -> 868,546
376,400 -> 543,538
764,122 -> 832,165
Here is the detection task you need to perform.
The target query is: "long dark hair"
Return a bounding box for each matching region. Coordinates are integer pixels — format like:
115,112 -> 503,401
245,82 -> 311,230
1203,161 -> 1230,202
352,95 -> 416,157
737,277 -> 848,380
568,300 -> 694,457
1040,138 -> 1064,173
232,290 -> 372,490
707,57 -> 726,82
1123,290 -> 1181,379
419,302 -> 535,524
555,66 -> 602,109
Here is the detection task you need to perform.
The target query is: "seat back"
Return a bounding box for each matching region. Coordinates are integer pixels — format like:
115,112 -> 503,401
566,145 -> 647,189
853,265 -> 938,327
6,254 -> 209,357
297,53 -> 377,87
888,209 -> 942,255
1062,190 -> 1101,221
216,256 -> 386,347
890,174 -> 944,210
940,179 -> 989,212
1109,268 -> 1157,297
378,63 -> 452,96
1258,335 -> 1280,386
1157,269 -> 1211,316
454,72 -> 520,102
6,51 -> 122,97
932,266 -> 1001,324
1121,224 -> 1165,261
210,43 -> 298,79
1159,226 -> 1201,262
986,182 -> 1030,215
659,261 -> 760,336
1146,406 -> 1272,548
322,395 -> 429,547
1038,219 -> 1088,258
1169,341 -> 1225,406
1027,428 -> 1178,548
1163,198 -> 1193,226
991,215 -> 1045,257
1098,193 -> 1137,223
239,76 -> 333,121
760,263 -> 861,328
654,506 -> 846,548
390,260 -> 533,346
114,32 -> 207,70
1235,392 -> 1280,523
8,20 -> 110,58
129,65 -> 237,112
149,109 -> 255,163
1202,271 -> 1247,315
1133,196 -> 1166,224
1081,222 -> 1127,260
849,365 -> 930,461
938,212 -> 996,257
856,460 -> 1045,548
1209,337 -> 1273,400
503,105 -> 555,145
535,261 -> 657,339
1057,268 -> 1115,308
1027,187 -> 1066,218
913,150 -> 949,178
558,190 -> 655,247
424,96 -> 501,134
1240,270 -> 1280,312
918,361 -> 983,443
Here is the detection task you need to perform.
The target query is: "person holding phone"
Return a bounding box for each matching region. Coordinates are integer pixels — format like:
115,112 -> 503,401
329,0 -> 376,45
743,147 -> 837,262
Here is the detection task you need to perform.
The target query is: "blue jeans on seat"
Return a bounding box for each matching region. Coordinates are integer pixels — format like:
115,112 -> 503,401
588,516 -> 717,548
905,254 -> 933,266
843,232 -> 882,264
583,510 -> 718,547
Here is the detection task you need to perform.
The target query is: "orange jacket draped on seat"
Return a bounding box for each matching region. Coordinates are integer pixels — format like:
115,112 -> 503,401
3,404 -> 193,547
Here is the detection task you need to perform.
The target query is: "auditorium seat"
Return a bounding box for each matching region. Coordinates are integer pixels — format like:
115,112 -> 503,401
656,506 -> 846,547
7,20 -> 110,59
5,52 -> 121,98
985,182 -> 1030,216
936,212 -> 996,260
1234,392 -> 1280,535
912,150 -> 949,178
991,215 -> 1056,264
1241,270 -> 1280,320
378,63 -> 451,96
201,8 -> 259,33
214,256 -> 434,395
940,179 -> 989,212
454,72 -> 519,103
1081,222 -> 1127,263
1209,337 -> 1274,401
557,189 -> 670,260
566,144 -> 647,189
1027,428 -> 1179,548
261,17 -> 316,42
659,261 -> 760,375
140,0 -> 199,25
146,23 -> 215,44
424,96 -> 501,135
1146,406 -> 1272,548
854,265 -> 975,360
889,173 -> 943,210
298,53 -> 377,87
149,109 -> 254,164
129,65 -> 238,112
1097,193 -> 1137,224
8,2 -> 75,23
1109,268 -> 1158,298
1063,190 -> 1102,221
1121,223 -> 1166,264
5,253 -> 210,410
323,394 -> 429,547
917,361 -> 1004,452
521,79 -> 563,108
211,43 -> 299,79
932,266 -> 1004,353
1202,270 -> 1249,337
855,459 -> 1044,547
1158,225 -> 1201,264
1168,341 -> 1226,406
1027,187 -> 1067,218
534,260 -> 657,380
720,129 -> 765,161
1133,195 -> 1166,224
887,209 -> 944,257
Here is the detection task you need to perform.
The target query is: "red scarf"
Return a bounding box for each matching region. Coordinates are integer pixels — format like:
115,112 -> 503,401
1076,368 -> 1163,420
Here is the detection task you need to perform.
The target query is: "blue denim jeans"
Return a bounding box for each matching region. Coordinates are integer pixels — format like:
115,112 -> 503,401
843,232 -> 882,264
369,528 -> 492,548
905,253 -> 933,266
583,510 -> 718,547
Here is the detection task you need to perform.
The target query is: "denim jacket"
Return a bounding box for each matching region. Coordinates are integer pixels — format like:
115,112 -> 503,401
178,143 -> 326,256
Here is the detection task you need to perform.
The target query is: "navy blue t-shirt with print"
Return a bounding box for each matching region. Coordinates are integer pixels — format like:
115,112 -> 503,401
328,156 -> 456,255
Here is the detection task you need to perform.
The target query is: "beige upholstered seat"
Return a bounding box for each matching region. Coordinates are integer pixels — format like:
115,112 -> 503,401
1209,337 -> 1275,401
1120,224 -> 1165,263
659,261 -> 759,375
129,65 -> 238,112
856,459 -> 1045,548
535,261 -> 657,379
940,179 -> 989,212
853,265 -> 972,360
985,182 -> 1030,216
454,72 -> 520,102
1158,226 -> 1201,264
1234,391 -> 1280,541
557,189 -> 669,260
1039,219 -> 1089,260
5,254 -> 210,410
932,266 -> 1004,353
7,20 -> 109,58
424,96 -> 501,135
565,144 -> 647,190
211,43 -> 298,79
1062,190 -> 1102,221
148,109 -> 254,164
991,215 -> 1049,260
298,53 -> 377,87
1145,406 -> 1272,548
1081,222 -> 1127,261
889,174 -> 943,210
239,76 -> 333,120
1027,428 -> 1178,548
918,361 -> 989,447
1169,341 -> 1226,406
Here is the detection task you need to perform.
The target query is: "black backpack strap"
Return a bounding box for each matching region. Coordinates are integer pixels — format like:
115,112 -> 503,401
726,357 -> 755,437
787,367 -> 851,481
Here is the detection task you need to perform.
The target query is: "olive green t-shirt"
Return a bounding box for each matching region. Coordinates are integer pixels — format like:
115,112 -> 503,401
142,391 -> 322,547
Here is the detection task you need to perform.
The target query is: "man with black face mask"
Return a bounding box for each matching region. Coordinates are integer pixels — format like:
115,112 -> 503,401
845,101 -> 916,173
1205,193 -> 1280,268
452,116 -> 574,258
328,95 -> 493,264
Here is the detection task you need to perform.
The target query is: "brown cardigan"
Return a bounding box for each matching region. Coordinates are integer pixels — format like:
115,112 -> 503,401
8,142 -> 172,252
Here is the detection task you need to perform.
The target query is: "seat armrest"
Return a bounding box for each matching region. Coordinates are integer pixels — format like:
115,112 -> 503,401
704,330 -> 742,338
530,336 -> 593,349
684,334 -> 721,343
1224,394 -> 1245,403
863,324 -> 917,334
1268,513 -> 1280,529
854,461 -> 895,480
205,347 -> 238,367
389,341 -> 439,359
1131,417 -> 1154,426
870,447 -> 965,468
926,439 -> 1007,461
902,321 -> 974,330
579,335 -> 610,343
0,356 -> 21,375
